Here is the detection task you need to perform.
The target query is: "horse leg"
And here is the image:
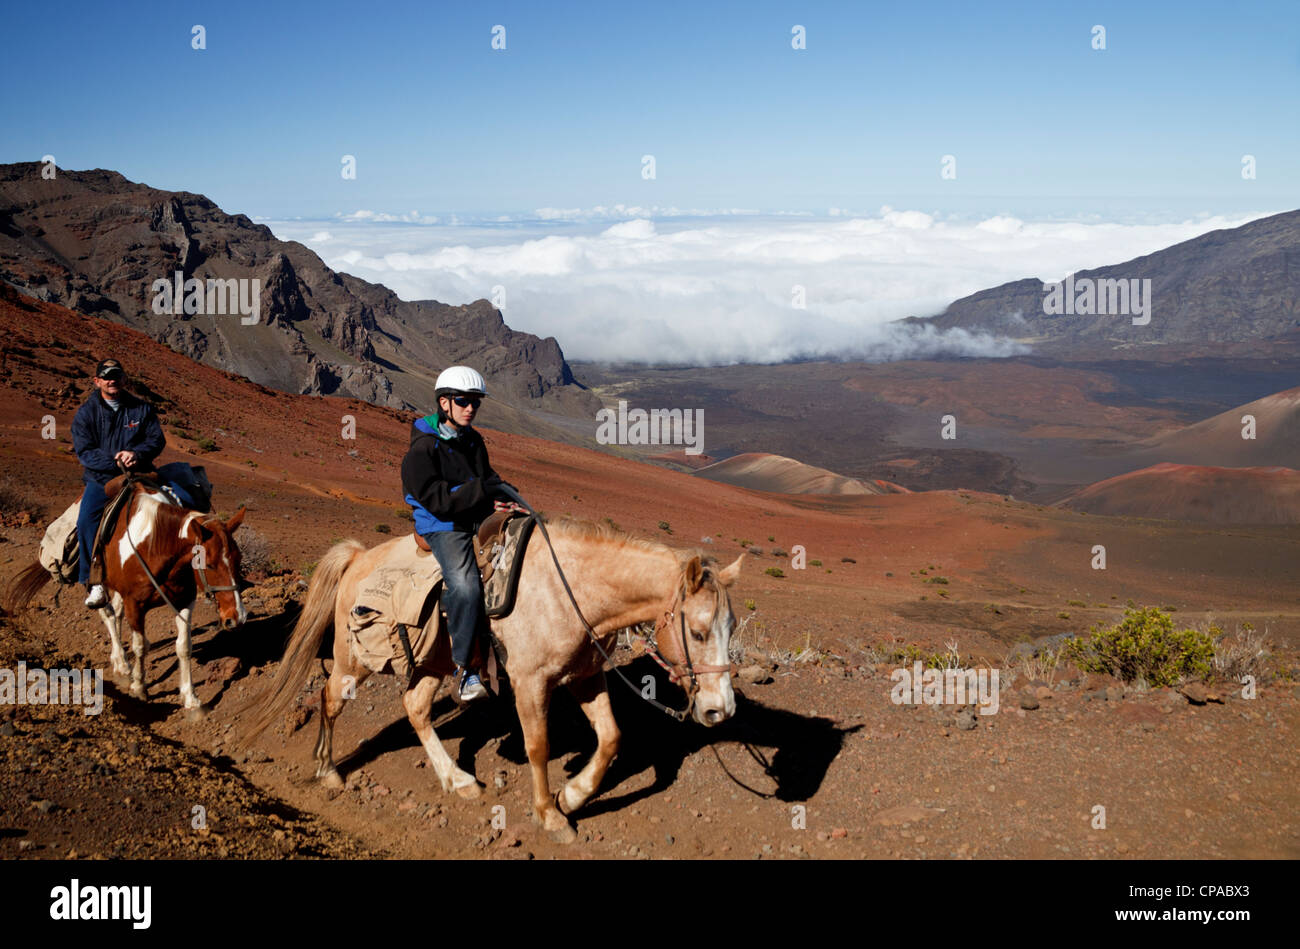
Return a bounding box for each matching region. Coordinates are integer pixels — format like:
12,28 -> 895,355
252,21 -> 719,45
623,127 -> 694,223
557,671 -> 621,816
174,599 -> 205,719
403,673 -> 480,798
124,601 -> 148,700
314,660 -> 368,788
514,677 -> 575,843
102,591 -> 130,679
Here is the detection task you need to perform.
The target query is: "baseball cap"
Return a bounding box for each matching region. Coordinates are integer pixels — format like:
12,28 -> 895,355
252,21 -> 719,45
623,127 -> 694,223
95,359 -> 124,380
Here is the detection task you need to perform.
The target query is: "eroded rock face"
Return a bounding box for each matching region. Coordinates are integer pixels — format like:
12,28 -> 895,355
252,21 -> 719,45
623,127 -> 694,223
907,208 -> 1300,351
0,162 -> 600,423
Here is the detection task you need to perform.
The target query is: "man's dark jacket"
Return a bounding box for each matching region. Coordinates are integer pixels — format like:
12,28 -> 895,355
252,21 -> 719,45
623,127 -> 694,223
400,415 -> 505,533
71,390 -> 166,485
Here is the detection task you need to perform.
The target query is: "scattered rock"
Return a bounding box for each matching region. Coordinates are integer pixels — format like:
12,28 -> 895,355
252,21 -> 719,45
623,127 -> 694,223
0,721 -> 15,737
738,665 -> 772,685
286,706 -> 312,733
1105,686 -> 1125,702
830,828 -> 848,839
1019,692 -> 1040,711
1179,683 -> 1209,705
956,709 -> 978,730
207,656 -> 242,685
1035,686 -> 1053,700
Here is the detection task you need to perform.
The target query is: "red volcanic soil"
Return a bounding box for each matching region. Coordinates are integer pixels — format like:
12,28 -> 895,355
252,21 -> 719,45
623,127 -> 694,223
1060,463 -> 1300,525
694,452 -> 909,496
2,288 -> 1298,861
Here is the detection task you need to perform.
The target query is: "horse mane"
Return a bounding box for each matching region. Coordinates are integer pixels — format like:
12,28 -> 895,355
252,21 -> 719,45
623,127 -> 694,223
544,515 -> 716,570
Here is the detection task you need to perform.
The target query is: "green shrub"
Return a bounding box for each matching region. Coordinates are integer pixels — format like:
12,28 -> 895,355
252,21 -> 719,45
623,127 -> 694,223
764,566 -> 784,579
1066,599 -> 1086,607
926,576 -> 949,584
196,436 -> 217,452
394,507 -> 412,519
1064,607 -> 1215,687
809,559 -> 822,567
658,520 -> 672,534
744,598 -> 756,611
375,523 -> 391,534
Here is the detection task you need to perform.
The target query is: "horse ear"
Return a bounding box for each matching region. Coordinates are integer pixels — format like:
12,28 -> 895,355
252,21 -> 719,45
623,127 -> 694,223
683,555 -> 705,594
716,553 -> 744,587
226,506 -> 246,533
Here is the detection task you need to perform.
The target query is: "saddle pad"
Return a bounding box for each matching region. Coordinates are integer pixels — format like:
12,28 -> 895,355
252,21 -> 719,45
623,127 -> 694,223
347,537 -> 446,678
40,500 -> 82,584
481,514 -> 536,618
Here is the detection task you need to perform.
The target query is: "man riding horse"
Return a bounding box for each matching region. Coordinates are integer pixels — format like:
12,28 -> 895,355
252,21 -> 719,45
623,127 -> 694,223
400,366 -> 524,703
70,359 -> 165,609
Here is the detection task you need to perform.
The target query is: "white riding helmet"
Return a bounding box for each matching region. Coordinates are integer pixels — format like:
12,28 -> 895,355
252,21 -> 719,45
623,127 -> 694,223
434,366 -> 488,398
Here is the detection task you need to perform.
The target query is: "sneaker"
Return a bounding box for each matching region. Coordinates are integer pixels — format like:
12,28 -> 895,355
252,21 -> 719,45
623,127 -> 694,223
84,584 -> 108,609
457,668 -> 488,702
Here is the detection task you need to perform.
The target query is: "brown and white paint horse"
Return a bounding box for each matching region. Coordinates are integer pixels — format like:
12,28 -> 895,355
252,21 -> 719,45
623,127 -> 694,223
5,479 -> 247,719
241,518 -> 743,842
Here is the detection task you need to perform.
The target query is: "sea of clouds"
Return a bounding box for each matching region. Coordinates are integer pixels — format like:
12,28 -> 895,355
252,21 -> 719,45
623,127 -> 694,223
267,208 -> 1270,365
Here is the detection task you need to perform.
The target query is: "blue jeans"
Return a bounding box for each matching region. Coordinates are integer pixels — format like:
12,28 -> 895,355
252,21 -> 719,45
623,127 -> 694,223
422,530 -> 486,670
76,478 -> 109,586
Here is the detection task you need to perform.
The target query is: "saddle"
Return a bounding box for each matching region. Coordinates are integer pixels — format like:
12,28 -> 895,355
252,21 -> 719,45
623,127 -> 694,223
350,512 -> 537,693
411,510 -> 537,618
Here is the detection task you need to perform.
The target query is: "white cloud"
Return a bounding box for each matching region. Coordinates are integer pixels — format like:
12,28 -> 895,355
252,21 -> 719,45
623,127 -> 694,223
267,208 -> 1276,365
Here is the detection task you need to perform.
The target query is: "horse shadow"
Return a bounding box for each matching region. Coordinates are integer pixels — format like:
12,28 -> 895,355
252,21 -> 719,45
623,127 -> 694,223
335,656 -> 855,809
145,604 -> 301,709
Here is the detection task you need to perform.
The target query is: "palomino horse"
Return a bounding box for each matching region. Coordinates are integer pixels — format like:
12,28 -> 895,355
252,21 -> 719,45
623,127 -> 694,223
241,518 -> 744,842
4,476 -> 248,719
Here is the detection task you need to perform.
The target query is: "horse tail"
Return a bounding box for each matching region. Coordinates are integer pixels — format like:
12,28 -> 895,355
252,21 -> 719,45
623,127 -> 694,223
2,562 -> 51,614
238,538 -> 365,746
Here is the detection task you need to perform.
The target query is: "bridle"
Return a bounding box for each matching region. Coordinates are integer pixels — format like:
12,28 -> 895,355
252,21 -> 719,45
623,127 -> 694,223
644,579 -> 734,703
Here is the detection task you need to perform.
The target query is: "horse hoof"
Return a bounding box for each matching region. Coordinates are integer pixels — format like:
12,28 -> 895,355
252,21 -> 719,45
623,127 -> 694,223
184,705 -> 208,723
455,781 -> 482,800
129,687 -> 147,701
318,770 -> 344,790
548,823 -> 578,845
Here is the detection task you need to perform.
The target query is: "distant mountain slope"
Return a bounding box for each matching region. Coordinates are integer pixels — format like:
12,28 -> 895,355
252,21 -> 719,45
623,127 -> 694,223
0,162 -> 600,432
908,209 -> 1300,350
1132,386 -> 1300,469
693,452 -> 910,496
1057,462 -> 1300,525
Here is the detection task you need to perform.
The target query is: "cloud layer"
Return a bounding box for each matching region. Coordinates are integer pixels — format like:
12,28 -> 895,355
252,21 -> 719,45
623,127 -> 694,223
269,209 -> 1272,365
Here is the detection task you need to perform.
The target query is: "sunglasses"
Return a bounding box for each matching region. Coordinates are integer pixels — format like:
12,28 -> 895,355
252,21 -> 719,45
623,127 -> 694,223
451,395 -> 481,408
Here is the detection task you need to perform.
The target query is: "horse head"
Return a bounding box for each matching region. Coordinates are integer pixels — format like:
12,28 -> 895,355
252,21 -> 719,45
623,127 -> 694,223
187,506 -> 249,629
657,551 -> 745,726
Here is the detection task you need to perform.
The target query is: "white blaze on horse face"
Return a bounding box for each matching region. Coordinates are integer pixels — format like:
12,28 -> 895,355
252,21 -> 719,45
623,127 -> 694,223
689,588 -> 736,725
225,551 -> 247,625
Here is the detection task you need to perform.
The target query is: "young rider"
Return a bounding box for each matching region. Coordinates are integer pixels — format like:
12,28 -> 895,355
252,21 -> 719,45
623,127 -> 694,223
400,366 -> 523,701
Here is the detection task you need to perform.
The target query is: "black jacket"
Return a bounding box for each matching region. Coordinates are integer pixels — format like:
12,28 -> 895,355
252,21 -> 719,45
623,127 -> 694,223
71,390 -> 166,485
400,416 -> 506,533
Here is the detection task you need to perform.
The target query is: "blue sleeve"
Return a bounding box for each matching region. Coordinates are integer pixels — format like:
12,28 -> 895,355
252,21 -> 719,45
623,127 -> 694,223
134,404 -> 165,464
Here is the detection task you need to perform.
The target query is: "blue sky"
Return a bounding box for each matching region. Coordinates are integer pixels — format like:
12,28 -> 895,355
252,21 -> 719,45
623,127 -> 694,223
3,0 -> 1297,221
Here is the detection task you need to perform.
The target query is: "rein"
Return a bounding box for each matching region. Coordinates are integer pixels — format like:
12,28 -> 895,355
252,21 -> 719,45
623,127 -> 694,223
498,486 -> 727,723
